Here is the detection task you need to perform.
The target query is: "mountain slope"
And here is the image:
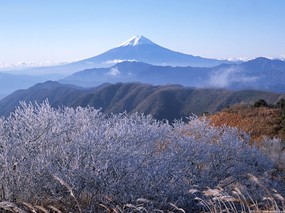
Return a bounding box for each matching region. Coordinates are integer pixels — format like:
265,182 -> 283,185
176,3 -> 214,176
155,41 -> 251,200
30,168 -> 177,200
0,81 -> 282,121
210,104 -> 285,142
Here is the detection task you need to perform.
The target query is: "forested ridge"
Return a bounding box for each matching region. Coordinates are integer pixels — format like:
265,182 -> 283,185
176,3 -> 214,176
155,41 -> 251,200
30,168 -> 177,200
0,81 -> 283,121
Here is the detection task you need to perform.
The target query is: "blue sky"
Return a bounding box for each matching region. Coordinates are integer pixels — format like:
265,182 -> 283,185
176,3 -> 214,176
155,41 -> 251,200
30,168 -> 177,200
1,0 -> 285,64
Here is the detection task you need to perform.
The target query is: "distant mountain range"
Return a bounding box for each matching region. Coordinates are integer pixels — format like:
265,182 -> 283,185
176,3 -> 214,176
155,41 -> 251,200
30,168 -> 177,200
61,57 -> 285,93
0,81 -> 283,121
1,56 -> 284,100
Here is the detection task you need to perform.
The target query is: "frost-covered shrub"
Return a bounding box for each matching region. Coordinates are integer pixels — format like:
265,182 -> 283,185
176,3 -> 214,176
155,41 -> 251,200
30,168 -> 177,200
0,101 -> 283,211
259,137 -> 285,169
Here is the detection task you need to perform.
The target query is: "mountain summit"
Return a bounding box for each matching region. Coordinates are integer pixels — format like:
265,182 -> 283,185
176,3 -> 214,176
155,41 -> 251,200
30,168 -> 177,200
118,35 -> 155,47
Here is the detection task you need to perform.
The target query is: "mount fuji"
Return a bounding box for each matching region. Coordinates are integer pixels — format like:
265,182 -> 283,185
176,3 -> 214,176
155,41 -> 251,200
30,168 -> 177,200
15,36 -> 230,75
70,35 -> 229,70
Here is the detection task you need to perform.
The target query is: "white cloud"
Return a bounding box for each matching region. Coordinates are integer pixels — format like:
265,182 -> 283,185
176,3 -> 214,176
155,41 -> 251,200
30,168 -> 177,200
226,57 -> 251,62
208,67 -> 237,87
105,59 -> 136,64
208,67 -> 259,88
107,67 -> 121,76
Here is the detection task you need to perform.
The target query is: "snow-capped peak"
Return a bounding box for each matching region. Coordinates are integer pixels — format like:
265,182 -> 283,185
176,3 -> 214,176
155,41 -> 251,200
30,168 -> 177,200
118,35 -> 154,47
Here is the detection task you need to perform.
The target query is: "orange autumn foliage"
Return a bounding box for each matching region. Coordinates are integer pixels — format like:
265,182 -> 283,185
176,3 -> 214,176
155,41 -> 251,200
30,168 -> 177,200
209,104 -> 285,143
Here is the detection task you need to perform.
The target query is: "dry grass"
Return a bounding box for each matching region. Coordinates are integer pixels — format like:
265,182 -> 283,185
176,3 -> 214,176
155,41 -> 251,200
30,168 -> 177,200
1,182 -> 284,213
52,175 -> 82,213
190,179 -> 285,213
0,201 -> 28,213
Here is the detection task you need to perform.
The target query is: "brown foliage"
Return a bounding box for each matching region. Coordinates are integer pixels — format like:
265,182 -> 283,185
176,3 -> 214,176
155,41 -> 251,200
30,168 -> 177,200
209,104 -> 285,143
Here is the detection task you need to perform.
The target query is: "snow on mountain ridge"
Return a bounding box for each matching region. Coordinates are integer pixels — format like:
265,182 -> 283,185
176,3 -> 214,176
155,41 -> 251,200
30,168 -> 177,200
118,35 -> 154,47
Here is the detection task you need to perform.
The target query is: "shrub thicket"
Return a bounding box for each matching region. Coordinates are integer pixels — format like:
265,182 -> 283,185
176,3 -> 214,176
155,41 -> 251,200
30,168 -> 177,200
0,101 -> 284,212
